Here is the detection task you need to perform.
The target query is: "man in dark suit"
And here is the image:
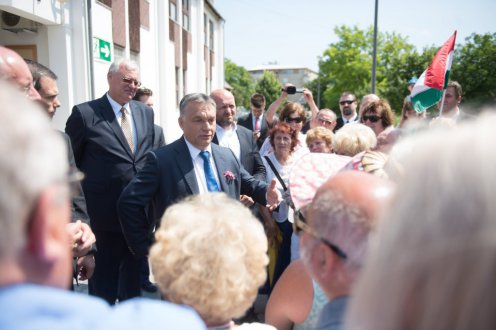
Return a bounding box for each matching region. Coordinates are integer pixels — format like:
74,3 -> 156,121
238,93 -> 269,149
65,58 -> 155,304
211,89 -> 266,221
133,86 -> 165,149
335,91 -> 359,132
117,93 -> 281,258
27,60 -> 96,282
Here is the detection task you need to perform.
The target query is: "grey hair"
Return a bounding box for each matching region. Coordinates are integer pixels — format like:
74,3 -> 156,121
108,58 -> 139,74
310,189 -> 372,274
318,108 -> 337,121
346,112 -> 496,330
333,123 -> 377,156
0,81 -> 68,260
179,93 -> 216,117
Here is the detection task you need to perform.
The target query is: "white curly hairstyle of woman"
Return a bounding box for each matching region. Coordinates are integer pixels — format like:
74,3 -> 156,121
150,192 -> 269,327
345,112 -> 496,330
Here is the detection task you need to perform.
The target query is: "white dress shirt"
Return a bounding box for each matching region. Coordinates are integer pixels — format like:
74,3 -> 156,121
107,93 -> 137,152
216,124 -> 241,161
184,139 -> 221,194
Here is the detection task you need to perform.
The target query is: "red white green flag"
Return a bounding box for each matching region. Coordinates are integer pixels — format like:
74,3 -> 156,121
411,31 -> 457,113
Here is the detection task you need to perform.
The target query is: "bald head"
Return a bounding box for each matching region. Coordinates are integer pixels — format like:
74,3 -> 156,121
0,46 -> 41,101
307,171 -> 394,272
315,171 -> 394,226
210,89 -> 236,128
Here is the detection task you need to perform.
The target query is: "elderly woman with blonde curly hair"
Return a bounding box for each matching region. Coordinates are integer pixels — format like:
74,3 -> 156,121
149,193 -> 275,330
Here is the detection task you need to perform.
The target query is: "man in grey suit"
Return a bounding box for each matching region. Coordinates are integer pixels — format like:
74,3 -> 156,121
65,58 -> 155,304
118,93 -> 281,258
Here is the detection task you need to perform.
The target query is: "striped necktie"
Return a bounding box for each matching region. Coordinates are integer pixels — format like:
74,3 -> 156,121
120,108 -> 134,153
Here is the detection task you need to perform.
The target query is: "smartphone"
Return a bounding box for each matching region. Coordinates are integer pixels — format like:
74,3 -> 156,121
283,86 -> 304,94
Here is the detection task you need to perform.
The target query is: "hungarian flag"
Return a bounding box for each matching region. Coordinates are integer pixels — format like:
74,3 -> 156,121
411,31 -> 457,113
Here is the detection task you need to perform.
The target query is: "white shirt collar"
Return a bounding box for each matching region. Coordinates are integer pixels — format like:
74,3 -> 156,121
184,138 -> 213,159
106,93 -> 130,116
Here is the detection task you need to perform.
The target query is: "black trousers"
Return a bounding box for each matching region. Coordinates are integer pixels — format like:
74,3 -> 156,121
89,230 -> 141,304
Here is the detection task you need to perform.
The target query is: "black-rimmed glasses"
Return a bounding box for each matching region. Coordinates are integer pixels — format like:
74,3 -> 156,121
293,209 -> 347,260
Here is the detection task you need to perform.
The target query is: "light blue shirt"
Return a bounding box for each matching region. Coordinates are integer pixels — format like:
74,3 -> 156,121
0,284 -> 206,330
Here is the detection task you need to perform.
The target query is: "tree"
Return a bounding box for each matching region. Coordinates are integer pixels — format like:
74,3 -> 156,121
309,25 -> 436,114
224,58 -> 254,109
451,32 -> 496,110
255,71 -> 281,107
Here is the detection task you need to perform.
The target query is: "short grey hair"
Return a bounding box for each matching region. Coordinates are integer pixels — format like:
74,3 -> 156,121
0,81 -> 68,260
179,93 -> 216,117
346,111 -> 496,330
318,108 -> 337,121
108,58 -> 139,74
310,189 -> 371,273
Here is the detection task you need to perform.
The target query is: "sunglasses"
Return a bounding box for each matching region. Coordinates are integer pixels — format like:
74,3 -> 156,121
293,209 -> 348,260
361,115 -> 381,123
285,117 -> 303,124
339,100 -> 355,106
121,76 -> 142,87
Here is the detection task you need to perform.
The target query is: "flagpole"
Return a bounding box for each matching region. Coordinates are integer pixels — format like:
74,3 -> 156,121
438,89 -> 447,117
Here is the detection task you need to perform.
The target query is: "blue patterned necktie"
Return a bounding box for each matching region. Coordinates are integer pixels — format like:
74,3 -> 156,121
199,151 -> 220,192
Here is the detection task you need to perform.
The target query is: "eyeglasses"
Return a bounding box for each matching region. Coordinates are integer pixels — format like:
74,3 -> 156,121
318,118 -> 334,126
293,209 -> 347,260
361,115 -> 381,123
339,100 -> 355,106
121,76 -> 141,87
285,117 -> 303,124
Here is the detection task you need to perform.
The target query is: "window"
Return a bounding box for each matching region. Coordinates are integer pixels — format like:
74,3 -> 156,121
169,1 -> 177,21
204,14 -> 208,45
182,0 -> 189,30
182,14 -> 189,30
209,20 -> 214,50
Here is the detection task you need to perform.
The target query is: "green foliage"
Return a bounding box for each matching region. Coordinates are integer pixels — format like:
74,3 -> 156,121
451,33 -> 496,109
255,71 -> 282,106
309,26 -> 496,115
224,58 -> 254,109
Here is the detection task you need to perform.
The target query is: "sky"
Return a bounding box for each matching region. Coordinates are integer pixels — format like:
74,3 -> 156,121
214,0 -> 495,72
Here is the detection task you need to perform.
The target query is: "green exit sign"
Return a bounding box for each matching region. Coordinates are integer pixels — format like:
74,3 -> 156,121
93,37 -> 111,62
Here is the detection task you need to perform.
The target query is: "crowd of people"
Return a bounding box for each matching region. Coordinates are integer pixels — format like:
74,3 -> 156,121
0,45 -> 493,330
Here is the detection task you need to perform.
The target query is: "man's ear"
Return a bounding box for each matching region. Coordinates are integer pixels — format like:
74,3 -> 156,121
313,243 -> 338,281
25,187 -> 68,264
178,116 -> 184,130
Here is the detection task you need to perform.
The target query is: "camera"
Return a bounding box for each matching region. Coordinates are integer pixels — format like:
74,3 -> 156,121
282,86 -> 303,95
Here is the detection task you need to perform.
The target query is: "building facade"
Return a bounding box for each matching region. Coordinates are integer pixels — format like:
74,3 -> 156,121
248,64 -> 317,89
0,0 -> 225,140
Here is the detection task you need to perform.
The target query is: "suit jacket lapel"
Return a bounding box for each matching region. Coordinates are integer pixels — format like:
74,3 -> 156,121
211,144 -> 232,194
98,95 -> 134,158
130,102 -> 146,157
174,137 -> 200,194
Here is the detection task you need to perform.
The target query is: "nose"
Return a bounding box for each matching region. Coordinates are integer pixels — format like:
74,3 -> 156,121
54,96 -> 61,108
27,85 -> 42,102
